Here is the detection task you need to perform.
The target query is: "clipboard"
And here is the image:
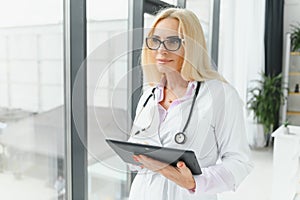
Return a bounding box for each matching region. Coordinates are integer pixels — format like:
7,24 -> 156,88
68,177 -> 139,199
106,139 -> 202,175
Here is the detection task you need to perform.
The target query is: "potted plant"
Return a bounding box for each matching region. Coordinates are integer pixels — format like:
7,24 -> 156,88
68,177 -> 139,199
247,72 -> 286,147
291,22 -> 300,52
290,23 -> 300,71
283,120 -> 290,134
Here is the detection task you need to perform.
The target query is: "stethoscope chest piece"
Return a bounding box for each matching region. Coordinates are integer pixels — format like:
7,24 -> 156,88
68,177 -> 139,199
174,132 -> 186,144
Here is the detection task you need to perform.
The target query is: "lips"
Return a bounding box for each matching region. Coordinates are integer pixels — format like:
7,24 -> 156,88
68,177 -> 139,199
156,58 -> 173,64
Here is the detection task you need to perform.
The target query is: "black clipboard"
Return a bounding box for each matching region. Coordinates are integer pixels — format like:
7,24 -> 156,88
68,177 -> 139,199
106,139 -> 202,175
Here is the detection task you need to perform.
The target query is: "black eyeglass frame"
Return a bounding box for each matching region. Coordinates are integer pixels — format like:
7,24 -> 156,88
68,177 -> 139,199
145,37 -> 185,51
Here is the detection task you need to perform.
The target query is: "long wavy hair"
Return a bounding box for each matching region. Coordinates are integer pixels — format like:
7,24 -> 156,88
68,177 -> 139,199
141,8 -> 226,85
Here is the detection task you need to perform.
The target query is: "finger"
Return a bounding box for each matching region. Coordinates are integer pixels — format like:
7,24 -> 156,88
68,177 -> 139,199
132,155 -> 139,162
138,155 -> 157,165
138,155 -> 168,171
177,161 -> 185,168
176,161 -> 195,189
136,155 -> 154,167
136,155 -> 147,164
137,154 -> 146,160
177,161 -> 191,175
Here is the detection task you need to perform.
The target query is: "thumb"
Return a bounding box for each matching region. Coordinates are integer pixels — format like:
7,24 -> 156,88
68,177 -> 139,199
177,161 -> 187,170
177,161 -> 192,175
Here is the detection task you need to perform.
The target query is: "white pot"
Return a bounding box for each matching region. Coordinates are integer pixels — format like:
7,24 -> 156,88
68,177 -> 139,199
246,118 -> 266,148
283,126 -> 289,134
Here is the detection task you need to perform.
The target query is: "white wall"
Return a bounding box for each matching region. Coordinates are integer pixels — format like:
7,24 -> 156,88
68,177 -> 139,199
283,0 -> 300,56
284,0 -> 300,35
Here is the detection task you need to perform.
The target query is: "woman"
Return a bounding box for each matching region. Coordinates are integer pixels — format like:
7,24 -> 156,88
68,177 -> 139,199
128,7 -> 252,200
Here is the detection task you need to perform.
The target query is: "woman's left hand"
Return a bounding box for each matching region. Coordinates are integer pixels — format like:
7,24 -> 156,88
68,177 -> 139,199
133,155 -> 196,190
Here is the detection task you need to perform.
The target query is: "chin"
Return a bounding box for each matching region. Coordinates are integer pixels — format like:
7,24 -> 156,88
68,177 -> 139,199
157,64 -> 178,74
156,65 -> 168,73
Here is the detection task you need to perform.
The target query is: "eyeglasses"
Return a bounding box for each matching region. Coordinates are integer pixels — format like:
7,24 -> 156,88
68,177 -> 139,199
145,36 -> 184,51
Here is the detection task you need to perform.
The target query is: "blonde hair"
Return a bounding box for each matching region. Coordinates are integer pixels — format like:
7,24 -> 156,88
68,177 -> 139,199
141,8 -> 226,85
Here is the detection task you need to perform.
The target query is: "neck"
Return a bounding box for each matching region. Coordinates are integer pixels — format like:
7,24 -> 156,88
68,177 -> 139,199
162,74 -> 189,98
164,74 -> 188,90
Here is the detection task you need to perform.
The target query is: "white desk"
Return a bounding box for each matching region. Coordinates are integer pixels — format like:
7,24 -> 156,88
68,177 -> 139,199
271,125 -> 300,200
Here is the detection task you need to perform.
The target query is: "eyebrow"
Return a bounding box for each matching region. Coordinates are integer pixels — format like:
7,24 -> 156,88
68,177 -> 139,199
151,35 -> 180,39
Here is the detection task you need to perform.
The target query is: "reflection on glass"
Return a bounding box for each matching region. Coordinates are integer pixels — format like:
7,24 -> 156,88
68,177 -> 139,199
186,0 -> 212,54
0,1 -> 65,200
87,0 -> 129,199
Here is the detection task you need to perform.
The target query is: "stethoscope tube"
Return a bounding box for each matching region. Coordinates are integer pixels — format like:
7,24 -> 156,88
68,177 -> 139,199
132,81 -> 220,157
132,87 -> 156,136
173,82 -> 200,144
181,81 -> 201,133
143,87 -> 156,107
134,82 -> 201,145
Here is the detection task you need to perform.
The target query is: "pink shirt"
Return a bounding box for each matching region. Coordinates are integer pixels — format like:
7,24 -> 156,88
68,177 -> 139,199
156,81 -> 197,123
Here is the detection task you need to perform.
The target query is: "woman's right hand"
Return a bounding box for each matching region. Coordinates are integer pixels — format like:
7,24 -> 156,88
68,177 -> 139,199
133,155 -> 196,190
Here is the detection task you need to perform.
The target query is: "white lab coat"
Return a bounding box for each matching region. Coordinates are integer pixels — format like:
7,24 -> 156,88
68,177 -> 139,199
128,79 -> 253,200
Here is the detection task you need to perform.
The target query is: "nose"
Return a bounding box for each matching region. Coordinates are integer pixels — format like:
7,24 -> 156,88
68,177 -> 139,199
157,42 -> 168,53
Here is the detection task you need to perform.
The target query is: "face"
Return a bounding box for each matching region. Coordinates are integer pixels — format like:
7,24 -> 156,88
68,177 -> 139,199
150,18 -> 184,74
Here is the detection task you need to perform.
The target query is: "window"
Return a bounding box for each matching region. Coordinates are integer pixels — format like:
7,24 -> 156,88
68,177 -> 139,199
0,1 -> 65,200
86,0 -> 130,199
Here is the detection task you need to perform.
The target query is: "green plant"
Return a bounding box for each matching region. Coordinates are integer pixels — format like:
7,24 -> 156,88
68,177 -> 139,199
283,120 -> 289,127
247,73 -> 286,134
291,22 -> 300,52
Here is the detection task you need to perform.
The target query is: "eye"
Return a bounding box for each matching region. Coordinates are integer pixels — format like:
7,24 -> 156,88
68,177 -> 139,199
146,37 -> 162,50
150,37 -> 160,44
166,38 -> 180,45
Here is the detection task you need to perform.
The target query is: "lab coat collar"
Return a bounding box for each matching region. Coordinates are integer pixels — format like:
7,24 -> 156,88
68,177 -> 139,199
155,80 -> 198,103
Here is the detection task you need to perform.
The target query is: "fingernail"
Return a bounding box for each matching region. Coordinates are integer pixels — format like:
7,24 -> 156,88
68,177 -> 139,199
178,162 -> 184,168
133,156 -> 139,162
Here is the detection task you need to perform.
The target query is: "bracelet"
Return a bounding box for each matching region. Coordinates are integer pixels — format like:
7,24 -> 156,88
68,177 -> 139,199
189,184 -> 196,192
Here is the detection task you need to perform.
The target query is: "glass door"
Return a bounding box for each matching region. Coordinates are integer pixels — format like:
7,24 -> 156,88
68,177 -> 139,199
86,0 -> 130,199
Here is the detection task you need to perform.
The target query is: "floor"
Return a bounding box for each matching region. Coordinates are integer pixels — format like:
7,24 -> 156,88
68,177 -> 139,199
0,172 -> 57,200
0,146 -> 298,200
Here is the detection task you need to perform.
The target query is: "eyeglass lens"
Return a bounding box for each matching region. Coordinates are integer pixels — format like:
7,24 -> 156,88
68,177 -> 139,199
146,37 -> 182,51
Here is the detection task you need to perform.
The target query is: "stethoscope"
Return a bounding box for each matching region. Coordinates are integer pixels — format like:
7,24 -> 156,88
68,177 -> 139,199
132,81 -> 201,145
